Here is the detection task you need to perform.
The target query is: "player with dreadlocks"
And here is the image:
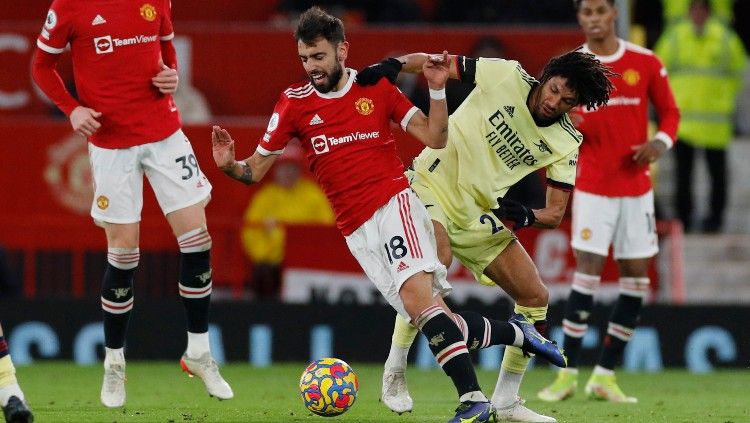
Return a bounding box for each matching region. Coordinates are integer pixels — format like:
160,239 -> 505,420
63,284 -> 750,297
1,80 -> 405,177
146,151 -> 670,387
357,50 -> 615,422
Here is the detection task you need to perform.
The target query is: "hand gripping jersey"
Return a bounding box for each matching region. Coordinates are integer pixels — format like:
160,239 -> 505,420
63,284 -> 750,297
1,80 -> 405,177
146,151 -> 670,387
409,58 -> 581,227
36,0 -> 181,148
257,70 -> 420,236
575,40 -> 680,197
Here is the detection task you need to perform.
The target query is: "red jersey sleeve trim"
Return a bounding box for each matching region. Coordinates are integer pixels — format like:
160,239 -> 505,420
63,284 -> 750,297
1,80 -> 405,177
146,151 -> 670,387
256,145 -> 284,156
400,106 -> 419,131
36,39 -> 65,54
654,131 -> 674,149
160,33 -> 174,41
547,178 -> 574,192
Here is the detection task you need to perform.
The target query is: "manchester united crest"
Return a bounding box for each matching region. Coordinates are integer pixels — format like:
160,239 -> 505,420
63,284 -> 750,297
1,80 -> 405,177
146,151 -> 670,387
622,69 -> 640,86
140,3 -> 157,21
355,97 -> 374,116
97,195 -> 110,210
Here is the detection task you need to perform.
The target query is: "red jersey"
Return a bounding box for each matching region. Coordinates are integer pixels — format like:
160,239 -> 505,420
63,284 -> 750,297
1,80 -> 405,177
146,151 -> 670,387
575,40 -> 680,196
258,70 -> 419,236
36,0 -> 180,148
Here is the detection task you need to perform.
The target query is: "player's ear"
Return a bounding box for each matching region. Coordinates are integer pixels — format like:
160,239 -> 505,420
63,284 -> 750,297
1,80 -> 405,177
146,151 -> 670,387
338,41 -> 349,63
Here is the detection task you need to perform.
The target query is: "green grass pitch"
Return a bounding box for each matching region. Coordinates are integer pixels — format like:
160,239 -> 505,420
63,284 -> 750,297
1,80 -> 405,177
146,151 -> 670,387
16,362 -> 749,422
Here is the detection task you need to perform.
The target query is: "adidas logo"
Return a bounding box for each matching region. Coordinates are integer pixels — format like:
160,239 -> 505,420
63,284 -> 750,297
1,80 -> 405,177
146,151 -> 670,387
91,14 -> 107,25
396,261 -> 409,272
504,105 -> 515,117
309,114 -> 324,126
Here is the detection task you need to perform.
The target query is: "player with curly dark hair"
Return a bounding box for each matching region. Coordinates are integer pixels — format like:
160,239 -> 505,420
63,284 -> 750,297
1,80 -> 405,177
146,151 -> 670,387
358,50 -> 614,422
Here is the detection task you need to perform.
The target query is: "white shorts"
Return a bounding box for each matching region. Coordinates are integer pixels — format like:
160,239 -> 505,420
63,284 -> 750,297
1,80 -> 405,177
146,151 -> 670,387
345,189 -> 451,322
88,129 -> 212,224
571,190 -> 658,259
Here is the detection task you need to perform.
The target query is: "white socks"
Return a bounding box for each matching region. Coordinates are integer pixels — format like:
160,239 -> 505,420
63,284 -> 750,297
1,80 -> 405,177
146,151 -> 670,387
491,368 -> 524,407
384,344 -> 409,371
460,390 -> 488,403
186,331 -> 210,358
104,347 -> 125,365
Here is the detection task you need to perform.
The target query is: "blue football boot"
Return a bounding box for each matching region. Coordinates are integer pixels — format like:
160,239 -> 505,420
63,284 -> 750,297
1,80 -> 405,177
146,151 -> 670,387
509,313 -> 568,368
448,400 -> 496,423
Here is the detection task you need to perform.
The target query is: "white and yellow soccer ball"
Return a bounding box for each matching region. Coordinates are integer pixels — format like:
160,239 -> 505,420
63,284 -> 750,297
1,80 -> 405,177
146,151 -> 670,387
299,357 -> 359,416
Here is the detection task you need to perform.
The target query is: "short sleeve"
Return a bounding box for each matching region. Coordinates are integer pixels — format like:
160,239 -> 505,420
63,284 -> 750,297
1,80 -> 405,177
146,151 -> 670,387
160,0 -> 175,40
475,59 -> 529,90
385,81 -> 419,131
256,93 -> 297,156
455,56 -> 478,84
545,148 -> 578,191
36,0 -> 74,54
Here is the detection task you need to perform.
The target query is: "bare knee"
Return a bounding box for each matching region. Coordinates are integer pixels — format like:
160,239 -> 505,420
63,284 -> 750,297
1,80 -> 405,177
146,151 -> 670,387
517,281 -> 549,307
574,250 -> 607,275
399,272 -> 436,321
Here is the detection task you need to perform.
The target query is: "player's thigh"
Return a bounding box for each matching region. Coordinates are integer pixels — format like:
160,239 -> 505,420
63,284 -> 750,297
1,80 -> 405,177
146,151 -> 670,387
344,189 -> 450,322
616,257 -> 651,277
445,211 -> 514,286
88,143 -> 145,224
141,129 -> 212,221
483,240 -> 548,304
573,249 -> 608,275
570,190 -> 619,256
101,222 -> 140,248
166,201 -> 208,237
613,190 -> 658,260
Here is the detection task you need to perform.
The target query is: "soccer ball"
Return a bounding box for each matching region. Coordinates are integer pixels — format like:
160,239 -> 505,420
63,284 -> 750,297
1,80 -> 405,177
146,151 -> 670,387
299,357 -> 359,416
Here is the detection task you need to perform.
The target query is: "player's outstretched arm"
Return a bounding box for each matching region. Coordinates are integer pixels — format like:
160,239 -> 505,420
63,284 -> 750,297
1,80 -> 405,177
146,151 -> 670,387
398,53 -> 459,80
356,52 -> 461,86
211,126 -> 276,185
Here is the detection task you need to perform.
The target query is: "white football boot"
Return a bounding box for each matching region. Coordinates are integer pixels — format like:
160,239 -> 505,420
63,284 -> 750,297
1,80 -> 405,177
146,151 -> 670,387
100,358 -> 126,408
494,397 -> 557,422
381,369 -> 413,414
180,352 -> 234,400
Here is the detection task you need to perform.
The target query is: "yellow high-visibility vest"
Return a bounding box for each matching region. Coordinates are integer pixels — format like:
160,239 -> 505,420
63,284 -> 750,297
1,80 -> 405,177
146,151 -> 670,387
655,17 -> 747,148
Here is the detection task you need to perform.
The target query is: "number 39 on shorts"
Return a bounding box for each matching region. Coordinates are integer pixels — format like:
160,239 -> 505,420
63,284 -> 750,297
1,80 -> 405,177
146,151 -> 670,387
176,153 -> 200,180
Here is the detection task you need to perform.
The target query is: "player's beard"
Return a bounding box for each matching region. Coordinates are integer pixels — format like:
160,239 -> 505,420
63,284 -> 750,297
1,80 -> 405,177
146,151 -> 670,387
310,61 -> 344,94
532,107 -> 557,126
